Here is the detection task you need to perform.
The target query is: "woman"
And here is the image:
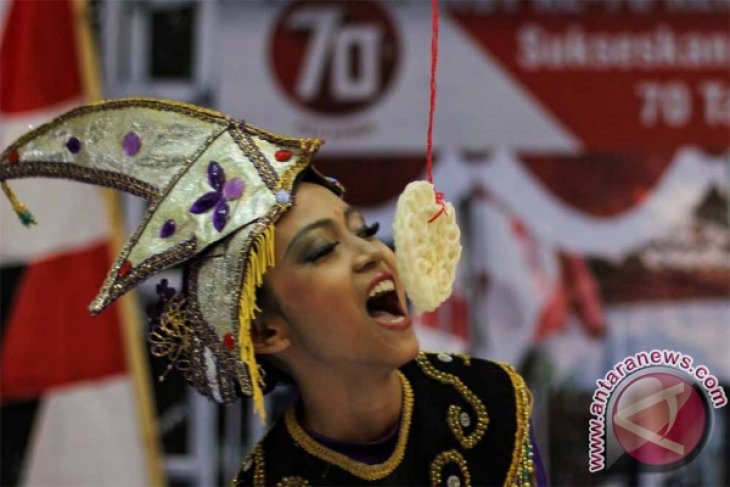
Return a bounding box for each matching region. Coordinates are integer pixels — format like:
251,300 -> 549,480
1,99 -> 542,486
236,181 -> 539,486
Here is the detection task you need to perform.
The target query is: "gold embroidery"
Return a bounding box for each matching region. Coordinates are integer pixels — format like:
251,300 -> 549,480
0,161 -> 160,200
416,353 -> 488,449
101,237 -> 198,312
284,372 -> 413,481
231,444 -> 265,487
2,97 -> 230,158
513,431 -> 536,487
275,477 -> 310,487
252,445 -> 266,487
456,353 -> 472,366
498,363 -> 533,487
429,449 -> 471,487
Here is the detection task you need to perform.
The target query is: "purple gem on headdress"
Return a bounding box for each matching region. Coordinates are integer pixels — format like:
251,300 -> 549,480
276,189 -> 290,205
160,219 -> 176,238
212,200 -> 230,232
223,178 -> 244,200
190,191 -> 220,213
65,136 -> 81,154
208,161 -> 225,191
122,132 -> 141,156
190,162 -> 243,232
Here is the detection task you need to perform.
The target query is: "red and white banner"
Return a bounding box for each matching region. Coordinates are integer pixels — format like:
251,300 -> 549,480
217,0 -> 728,153
213,0 -> 730,377
0,1 -> 152,484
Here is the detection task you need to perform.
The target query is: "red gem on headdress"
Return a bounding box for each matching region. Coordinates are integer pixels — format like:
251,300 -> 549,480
8,151 -> 19,164
118,260 -> 132,278
223,333 -> 236,351
274,149 -> 292,162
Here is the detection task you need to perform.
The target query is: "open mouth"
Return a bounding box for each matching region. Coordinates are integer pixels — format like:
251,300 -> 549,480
366,278 -> 407,325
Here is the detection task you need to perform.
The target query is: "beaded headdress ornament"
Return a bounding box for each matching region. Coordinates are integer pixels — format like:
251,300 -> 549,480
0,98 -> 341,421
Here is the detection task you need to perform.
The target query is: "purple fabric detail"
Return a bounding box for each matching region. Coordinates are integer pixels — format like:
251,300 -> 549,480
303,420 -> 400,466
208,161 -> 225,191
223,178 -> 244,200
212,200 -> 230,232
530,424 -> 549,486
160,219 -> 176,238
122,132 -> 141,156
65,137 -> 81,153
190,191 -> 220,214
190,161 -> 242,232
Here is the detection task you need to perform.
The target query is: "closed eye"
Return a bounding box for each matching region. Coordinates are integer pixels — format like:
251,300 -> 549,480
305,242 -> 339,262
357,222 -> 380,239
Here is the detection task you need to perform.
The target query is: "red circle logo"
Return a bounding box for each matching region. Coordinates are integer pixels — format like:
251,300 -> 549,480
612,372 -> 709,468
270,0 -> 400,115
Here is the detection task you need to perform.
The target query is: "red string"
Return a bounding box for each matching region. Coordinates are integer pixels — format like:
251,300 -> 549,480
426,0 -> 439,184
428,192 -> 447,223
427,0 -> 447,224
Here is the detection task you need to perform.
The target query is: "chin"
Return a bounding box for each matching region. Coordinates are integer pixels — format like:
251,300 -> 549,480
393,331 -> 420,367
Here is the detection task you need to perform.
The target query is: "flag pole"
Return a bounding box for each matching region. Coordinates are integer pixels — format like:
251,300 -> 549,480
72,0 -> 166,484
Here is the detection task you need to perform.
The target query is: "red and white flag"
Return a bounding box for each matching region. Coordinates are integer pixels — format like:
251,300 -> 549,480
0,1 -> 158,484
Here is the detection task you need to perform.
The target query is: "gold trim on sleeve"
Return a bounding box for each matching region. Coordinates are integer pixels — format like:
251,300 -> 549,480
232,443 -> 266,487
252,445 -> 266,487
456,353 -> 472,366
498,362 -> 534,487
283,372 -> 413,481
430,449 -> 471,487
416,353 -> 488,449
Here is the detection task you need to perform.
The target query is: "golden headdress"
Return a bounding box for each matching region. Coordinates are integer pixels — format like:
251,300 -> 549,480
0,98 -> 342,421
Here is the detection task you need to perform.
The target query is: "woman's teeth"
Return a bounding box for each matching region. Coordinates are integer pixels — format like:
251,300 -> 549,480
369,279 -> 395,298
366,279 -> 409,327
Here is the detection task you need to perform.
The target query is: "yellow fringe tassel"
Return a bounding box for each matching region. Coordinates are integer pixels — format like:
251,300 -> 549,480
238,224 -> 276,425
1,181 -> 36,226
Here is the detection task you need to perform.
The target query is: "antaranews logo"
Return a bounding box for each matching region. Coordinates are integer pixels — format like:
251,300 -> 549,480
588,349 -> 727,472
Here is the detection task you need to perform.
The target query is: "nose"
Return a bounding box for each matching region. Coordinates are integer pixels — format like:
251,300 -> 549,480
352,238 -> 383,273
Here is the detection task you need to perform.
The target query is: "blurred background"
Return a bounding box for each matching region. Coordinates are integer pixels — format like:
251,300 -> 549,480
0,0 -> 728,486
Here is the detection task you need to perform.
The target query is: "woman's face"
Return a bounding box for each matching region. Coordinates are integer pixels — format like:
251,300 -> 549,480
260,182 -> 419,376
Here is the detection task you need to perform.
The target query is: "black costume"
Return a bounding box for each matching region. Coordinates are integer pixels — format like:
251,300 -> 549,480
234,352 -> 535,486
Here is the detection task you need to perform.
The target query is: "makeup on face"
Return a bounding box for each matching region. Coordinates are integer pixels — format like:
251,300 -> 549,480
262,182 -> 419,374
285,207 -> 374,262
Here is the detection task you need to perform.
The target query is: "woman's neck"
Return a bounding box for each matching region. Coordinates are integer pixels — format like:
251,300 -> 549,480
293,367 -> 403,443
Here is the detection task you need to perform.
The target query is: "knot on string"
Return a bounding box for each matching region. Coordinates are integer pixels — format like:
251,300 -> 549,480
428,190 -> 447,223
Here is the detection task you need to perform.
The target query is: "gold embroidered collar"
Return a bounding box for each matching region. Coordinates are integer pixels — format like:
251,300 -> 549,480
283,371 -> 414,481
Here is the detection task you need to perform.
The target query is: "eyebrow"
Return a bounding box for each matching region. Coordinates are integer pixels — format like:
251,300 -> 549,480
284,206 -> 362,258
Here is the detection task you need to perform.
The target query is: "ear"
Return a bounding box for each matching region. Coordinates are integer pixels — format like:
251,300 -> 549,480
251,312 -> 291,355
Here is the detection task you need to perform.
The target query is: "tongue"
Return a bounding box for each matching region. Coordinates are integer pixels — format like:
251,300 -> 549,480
370,310 -> 403,323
